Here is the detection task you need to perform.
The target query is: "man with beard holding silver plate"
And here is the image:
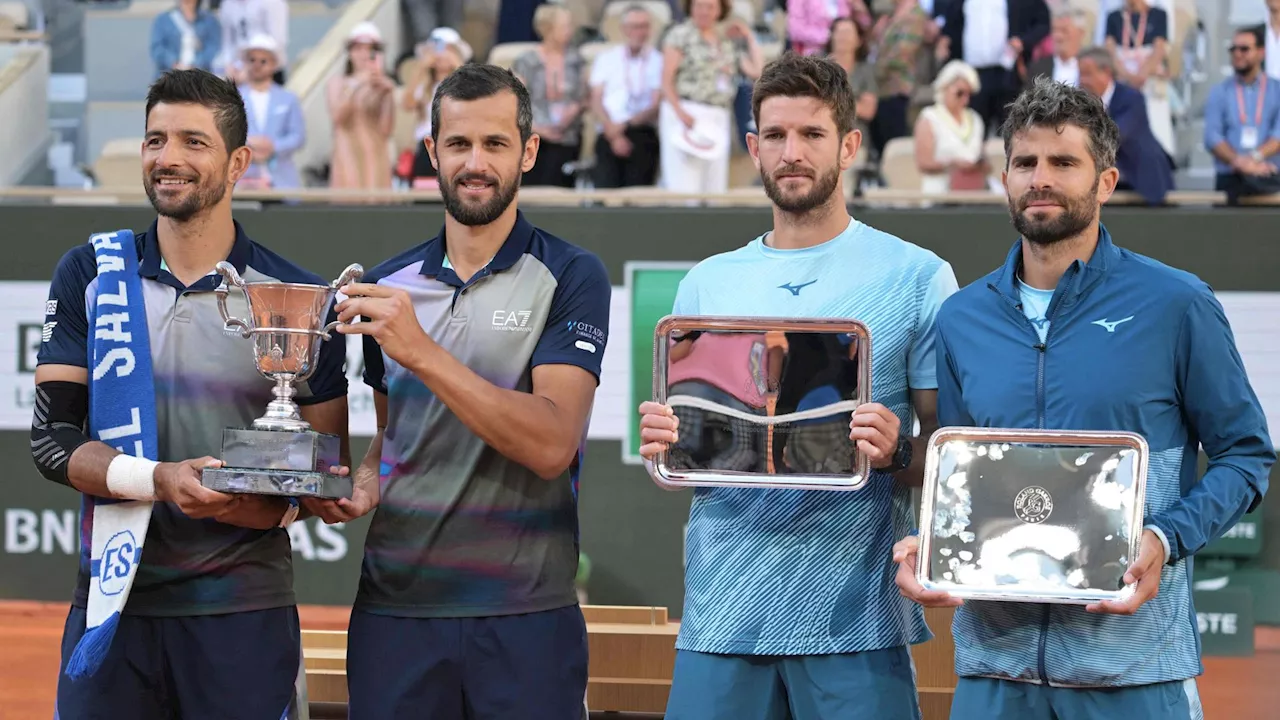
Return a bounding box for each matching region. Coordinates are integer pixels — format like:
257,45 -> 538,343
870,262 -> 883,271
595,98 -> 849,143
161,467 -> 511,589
33,69 -> 350,719
307,64 -> 611,719
892,77 -> 1275,719
637,53 -> 958,720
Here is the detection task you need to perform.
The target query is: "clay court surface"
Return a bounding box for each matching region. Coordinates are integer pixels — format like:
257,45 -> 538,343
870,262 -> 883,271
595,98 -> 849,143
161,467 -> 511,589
2,601 -> 1278,719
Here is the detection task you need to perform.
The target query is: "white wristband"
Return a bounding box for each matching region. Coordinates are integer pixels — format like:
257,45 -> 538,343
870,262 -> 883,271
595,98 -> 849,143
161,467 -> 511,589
106,455 -> 159,501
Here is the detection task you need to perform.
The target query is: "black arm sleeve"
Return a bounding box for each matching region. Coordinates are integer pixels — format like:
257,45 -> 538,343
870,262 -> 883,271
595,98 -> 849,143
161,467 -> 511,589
31,381 -> 92,487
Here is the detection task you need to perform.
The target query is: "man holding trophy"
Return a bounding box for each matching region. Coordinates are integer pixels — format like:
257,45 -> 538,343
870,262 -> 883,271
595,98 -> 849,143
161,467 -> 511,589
32,69 -> 351,718
637,53 -> 959,719
305,64 -> 611,719
894,78 -> 1275,719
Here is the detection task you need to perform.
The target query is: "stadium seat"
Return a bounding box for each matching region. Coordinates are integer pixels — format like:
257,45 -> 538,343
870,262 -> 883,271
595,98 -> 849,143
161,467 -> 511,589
487,42 -> 540,70
880,136 -> 921,191
92,138 -> 142,189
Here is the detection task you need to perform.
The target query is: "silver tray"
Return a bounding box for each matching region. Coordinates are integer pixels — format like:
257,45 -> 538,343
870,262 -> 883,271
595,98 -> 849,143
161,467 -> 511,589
644,315 -> 873,491
917,427 -> 1149,604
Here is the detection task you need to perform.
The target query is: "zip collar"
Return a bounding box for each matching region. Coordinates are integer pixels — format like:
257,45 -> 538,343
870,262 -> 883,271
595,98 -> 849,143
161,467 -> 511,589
988,223 -> 1119,307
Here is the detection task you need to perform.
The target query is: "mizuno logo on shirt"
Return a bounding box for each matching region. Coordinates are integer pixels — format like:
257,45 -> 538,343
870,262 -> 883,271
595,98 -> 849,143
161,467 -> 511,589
778,280 -> 816,296
1092,316 -> 1134,333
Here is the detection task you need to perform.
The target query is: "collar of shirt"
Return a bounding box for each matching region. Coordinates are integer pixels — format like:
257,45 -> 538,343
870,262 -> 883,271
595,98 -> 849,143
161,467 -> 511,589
142,218 -> 253,288
1053,56 -> 1079,86
422,209 -> 535,284
1101,81 -> 1116,109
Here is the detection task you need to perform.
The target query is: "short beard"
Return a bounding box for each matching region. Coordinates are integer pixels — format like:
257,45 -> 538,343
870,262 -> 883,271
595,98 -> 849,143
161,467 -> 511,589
761,161 -> 840,216
440,170 -> 521,227
144,169 -> 228,222
1009,174 -> 1099,247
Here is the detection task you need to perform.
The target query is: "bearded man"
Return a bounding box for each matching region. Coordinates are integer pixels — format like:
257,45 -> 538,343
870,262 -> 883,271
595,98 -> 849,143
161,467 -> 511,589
892,77 -> 1274,720
635,52 -> 959,720
305,63 -> 612,720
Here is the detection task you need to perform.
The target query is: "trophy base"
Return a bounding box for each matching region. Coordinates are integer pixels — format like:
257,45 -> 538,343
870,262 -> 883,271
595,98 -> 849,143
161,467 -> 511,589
201,427 -> 349,499
201,467 -> 353,500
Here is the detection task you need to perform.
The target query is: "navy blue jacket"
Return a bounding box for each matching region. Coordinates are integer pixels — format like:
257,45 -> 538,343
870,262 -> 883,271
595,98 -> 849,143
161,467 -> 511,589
1110,82 -> 1174,206
935,226 -> 1273,687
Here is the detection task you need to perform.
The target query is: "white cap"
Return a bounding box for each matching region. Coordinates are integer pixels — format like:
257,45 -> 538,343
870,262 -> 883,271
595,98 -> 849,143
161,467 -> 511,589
347,21 -> 383,45
242,33 -> 280,62
428,27 -> 473,62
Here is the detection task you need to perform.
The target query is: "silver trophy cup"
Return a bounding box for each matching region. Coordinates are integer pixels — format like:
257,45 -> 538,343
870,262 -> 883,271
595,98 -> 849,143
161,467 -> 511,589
199,261 -> 363,500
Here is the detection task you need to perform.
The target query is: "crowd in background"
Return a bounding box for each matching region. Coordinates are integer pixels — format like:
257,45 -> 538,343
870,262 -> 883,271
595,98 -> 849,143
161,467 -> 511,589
142,0 -> 1280,206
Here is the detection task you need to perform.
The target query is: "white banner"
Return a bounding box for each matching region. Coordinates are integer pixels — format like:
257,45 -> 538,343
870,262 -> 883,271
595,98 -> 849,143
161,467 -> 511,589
5,281 -> 1280,446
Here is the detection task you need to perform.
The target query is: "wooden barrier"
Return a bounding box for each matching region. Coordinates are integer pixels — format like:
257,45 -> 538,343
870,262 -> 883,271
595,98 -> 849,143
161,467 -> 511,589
300,605 -> 959,718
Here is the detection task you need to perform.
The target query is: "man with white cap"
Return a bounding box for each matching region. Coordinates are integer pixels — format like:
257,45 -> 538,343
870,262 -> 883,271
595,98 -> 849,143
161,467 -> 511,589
237,33 -> 306,189
218,0 -> 289,83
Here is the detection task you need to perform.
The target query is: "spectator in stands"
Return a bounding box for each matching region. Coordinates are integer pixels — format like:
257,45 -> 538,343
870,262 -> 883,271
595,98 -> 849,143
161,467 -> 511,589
235,34 -> 305,190
787,0 -> 872,57
658,0 -> 763,194
1077,47 -> 1173,205
1267,0 -> 1280,81
913,60 -> 990,193
402,0 -> 464,47
939,0 -> 1051,134
218,0 -> 288,84
150,0 -> 222,79
826,16 -> 877,143
869,0 -> 940,156
1103,0 -> 1172,156
588,5 -> 663,188
327,22 -> 396,190
512,4 -> 588,187
1025,10 -> 1084,88
403,27 -> 472,187
1204,26 -> 1280,206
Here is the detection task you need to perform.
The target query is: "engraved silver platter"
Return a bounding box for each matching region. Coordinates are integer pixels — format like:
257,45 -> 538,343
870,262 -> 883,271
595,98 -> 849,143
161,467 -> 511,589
917,427 -> 1150,604
644,315 -> 873,491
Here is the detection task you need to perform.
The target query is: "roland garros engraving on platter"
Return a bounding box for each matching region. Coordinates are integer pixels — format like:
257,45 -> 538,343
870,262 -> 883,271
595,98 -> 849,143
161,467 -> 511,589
1014,486 -> 1054,524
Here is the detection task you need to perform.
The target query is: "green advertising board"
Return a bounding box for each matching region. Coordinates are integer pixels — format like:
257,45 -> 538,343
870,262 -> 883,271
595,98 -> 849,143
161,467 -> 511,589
623,262 -> 695,465
1192,585 -> 1256,656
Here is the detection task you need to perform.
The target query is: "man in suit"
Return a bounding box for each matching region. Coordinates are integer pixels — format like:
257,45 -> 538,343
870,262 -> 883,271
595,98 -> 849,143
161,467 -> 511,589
941,0 -> 1051,133
236,33 -> 306,189
1026,11 -> 1085,88
1077,47 -> 1173,205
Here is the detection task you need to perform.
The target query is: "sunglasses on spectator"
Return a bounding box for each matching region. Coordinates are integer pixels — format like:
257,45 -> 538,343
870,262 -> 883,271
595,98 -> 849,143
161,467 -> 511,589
1230,45 -> 1255,53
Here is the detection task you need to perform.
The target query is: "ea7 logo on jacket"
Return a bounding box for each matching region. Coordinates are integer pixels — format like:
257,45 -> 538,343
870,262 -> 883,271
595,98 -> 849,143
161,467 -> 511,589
492,310 -> 533,332
1092,316 -> 1135,333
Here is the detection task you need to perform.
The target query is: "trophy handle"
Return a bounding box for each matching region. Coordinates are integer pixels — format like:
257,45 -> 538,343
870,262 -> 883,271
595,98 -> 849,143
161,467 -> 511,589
214,261 -> 253,339
330,263 -> 365,290
320,263 -> 365,340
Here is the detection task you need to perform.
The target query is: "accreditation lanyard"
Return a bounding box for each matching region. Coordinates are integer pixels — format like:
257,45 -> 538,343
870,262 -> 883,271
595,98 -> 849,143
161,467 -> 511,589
1236,79 -> 1266,128
1121,11 -> 1148,50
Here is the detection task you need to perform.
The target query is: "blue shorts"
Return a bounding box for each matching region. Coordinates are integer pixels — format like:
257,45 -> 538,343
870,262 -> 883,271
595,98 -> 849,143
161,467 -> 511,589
55,605 -> 301,720
346,604 -> 588,720
950,677 -> 1204,720
665,646 -> 922,720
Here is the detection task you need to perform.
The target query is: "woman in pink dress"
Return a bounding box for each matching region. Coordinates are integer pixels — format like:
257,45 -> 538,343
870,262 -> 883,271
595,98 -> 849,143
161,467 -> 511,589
326,22 -> 396,191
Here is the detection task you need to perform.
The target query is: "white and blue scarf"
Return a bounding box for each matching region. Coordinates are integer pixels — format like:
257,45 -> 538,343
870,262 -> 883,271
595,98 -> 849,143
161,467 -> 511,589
64,230 -> 159,680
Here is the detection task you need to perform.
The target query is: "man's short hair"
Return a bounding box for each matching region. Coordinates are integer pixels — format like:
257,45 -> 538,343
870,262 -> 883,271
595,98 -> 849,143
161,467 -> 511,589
1078,47 -> 1114,74
751,52 -> 857,138
1238,25 -> 1266,49
145,69 -> 248,152
431,63 -> 534,145
1000,76 -> 1119,173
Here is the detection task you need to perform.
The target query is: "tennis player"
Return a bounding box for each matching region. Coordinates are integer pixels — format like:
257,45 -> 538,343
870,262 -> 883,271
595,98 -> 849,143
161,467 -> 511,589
637,52 -> 958,720
305,63 -> 610,719
34,69 -> 350,719
892,77 -> 1275,719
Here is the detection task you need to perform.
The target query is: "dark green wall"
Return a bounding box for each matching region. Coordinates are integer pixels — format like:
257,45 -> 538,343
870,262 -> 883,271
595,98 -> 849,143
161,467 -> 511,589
2,203 -> 1276,618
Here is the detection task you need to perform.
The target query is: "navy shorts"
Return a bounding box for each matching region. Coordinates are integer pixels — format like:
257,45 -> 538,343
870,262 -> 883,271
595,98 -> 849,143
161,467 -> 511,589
347,604 -> 589,720
54,605 -> 302,720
